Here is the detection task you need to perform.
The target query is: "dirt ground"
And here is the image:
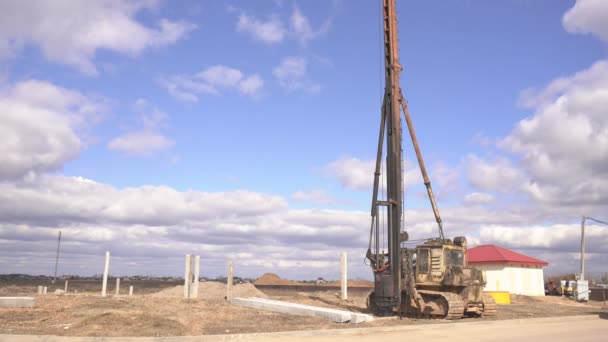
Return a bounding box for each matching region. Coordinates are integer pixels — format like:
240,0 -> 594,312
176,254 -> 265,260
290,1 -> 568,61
0,281 -> 605,337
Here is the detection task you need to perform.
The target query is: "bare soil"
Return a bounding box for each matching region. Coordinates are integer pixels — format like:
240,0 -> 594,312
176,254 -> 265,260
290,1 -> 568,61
0,281 -> 605,337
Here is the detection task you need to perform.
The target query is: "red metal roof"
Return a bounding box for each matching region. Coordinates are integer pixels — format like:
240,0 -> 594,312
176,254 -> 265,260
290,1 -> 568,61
467,245 -> 548,267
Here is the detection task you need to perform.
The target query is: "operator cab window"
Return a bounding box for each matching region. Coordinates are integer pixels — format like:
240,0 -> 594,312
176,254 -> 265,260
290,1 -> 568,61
445,249 -> 464,267
417,248 -> 429,273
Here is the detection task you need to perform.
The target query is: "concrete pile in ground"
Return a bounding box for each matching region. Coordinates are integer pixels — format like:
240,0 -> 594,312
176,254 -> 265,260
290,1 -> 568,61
231,297 -> 373,323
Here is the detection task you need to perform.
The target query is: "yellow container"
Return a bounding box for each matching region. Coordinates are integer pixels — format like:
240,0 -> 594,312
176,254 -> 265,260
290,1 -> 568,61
484,291 -> 510,304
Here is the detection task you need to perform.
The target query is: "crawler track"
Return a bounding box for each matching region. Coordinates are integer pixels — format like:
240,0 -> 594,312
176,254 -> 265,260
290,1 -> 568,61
418,290 -> 465,320
482,294 -> 497,317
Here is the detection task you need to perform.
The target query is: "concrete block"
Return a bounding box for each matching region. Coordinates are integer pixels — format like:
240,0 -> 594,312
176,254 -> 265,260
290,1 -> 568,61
129,285 -> 133,296
0,297 -> 36,308
231,297 -> 373,324
54,289 -> 65,295
37,286 -> 42,295
42,287 -> 47,295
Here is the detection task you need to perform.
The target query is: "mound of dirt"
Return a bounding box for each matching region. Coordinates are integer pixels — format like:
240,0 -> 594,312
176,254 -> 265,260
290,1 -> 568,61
150,281 -> 267,299
253,273 -> 300,286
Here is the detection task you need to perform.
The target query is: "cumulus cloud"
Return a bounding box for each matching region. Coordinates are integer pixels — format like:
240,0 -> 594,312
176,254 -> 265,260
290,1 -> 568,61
233,5 -> 332,46
0,174 -> 377,278
323,157 -> 374,191
479,224 -> 608,254
108,131 -> 174,156
465,155 -> 525,193
161,65 -> 264,102
464,192 -> 495,205
0,0 -> 196,75
502,60 -> 608,211
291,189 -> 337,205
273,56 -> 320,93
107,99 -> 174,156
563,0 -> 608,42
324,156 -> 429,193
0,79 -> 103,180
0,175 -> 288,227
236,13 -> 286,44
290,6 -> 332,45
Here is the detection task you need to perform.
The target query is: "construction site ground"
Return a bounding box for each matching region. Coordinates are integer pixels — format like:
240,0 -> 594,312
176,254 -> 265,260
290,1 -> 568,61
0,280 -> 606,337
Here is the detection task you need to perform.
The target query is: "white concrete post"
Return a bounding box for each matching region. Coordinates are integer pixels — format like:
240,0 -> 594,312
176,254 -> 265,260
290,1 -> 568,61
227,261 -> 234,302
341,252 -> 347,300
115,278 -> 120,295
184,254 -> 192,299
43,286 -> 47,295
37,286 -> 43,294
64,280 -> 68,293
101,251 -> 110,297
129,286 -> 133,296
192,255 -> 200,299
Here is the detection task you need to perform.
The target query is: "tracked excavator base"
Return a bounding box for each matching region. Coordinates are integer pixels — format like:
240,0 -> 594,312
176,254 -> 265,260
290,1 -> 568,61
481,294 -> 497,317
415,291 -> 465,320
367,290 -> 497,320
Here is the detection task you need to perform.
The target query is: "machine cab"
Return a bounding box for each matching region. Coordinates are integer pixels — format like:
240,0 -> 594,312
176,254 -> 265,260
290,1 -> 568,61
415,237 -> 467,284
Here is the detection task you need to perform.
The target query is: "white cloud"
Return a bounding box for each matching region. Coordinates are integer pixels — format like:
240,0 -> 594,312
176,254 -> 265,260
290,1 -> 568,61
563,0 -> 608,42
291,189 -> 336,205
0,170 -> 606,278
324,157 -> 374,191
108,99 -> 174,156
479,224 -> 608,254
233,5 -> 332,46
0,0 -> 196,75
324,156 -> 428,193
108,131 -> 174,156
464,192 -> 495,205
0,174 -> 378,278
161,65 -> 264,102
465,155 -> 525,193
0,79 -> 103,180
273,56 -> 320,93
239,74 -> 265,96
501,60 -> 608,210
290,6 -> 331,45
236,13 -> 286,44
198,65 -> 244,88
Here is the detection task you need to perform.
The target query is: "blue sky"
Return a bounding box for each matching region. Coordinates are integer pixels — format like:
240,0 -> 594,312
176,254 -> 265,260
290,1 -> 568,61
1,0 -> 607,280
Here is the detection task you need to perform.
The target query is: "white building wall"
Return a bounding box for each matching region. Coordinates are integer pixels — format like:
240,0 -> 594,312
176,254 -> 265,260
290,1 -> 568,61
475,264 -> 545,296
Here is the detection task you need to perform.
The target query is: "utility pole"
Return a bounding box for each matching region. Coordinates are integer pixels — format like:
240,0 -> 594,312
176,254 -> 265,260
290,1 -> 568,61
580,216 -> 585,281
580,216 -> 608,281
53,230 -> 62,284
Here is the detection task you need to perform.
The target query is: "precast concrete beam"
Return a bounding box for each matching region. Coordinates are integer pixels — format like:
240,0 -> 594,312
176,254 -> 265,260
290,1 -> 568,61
231,297 -> 373,324
0,297 -> 35,308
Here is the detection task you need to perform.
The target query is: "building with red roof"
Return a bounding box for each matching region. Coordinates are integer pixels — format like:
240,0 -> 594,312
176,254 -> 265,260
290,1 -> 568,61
467,245 -> 548,296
